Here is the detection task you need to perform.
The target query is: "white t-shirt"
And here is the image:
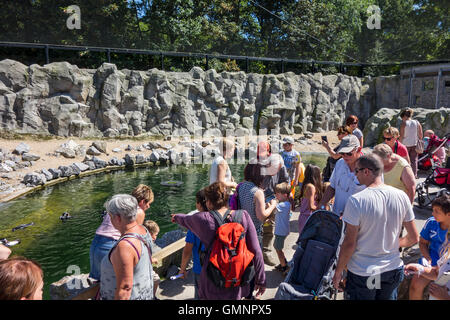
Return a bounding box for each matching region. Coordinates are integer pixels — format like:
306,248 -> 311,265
329,158 -> 366,216
402,119 -> 419,147
342,185 -> 415,277
209,155 -> 232,185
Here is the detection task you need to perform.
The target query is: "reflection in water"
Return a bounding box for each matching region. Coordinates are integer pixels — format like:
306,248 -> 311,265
0,154 -> 327,299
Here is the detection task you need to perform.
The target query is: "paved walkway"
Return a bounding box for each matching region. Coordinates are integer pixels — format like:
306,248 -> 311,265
156,174 -> 434,300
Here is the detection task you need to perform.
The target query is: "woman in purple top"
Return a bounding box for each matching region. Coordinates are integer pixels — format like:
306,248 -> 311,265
172,182 -> 266,300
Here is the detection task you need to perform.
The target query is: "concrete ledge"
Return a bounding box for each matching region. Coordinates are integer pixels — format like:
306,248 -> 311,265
153,238 -> 186,278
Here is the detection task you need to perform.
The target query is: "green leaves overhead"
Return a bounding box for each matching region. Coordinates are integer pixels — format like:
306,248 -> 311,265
0,0 -> 448,65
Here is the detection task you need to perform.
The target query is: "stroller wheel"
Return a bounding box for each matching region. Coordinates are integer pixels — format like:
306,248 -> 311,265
416,183 -> 435,208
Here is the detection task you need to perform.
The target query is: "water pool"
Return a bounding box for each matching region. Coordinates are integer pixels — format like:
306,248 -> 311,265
0,153 -> 327,299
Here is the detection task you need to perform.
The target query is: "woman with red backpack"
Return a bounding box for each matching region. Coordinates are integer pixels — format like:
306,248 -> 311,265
171,182 -> 266,300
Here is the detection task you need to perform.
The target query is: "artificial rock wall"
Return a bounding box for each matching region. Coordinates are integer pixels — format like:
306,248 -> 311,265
0,59 -> 381,139
2,58 -> 446,143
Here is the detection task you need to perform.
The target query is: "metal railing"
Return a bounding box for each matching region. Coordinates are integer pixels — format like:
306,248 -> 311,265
1,41 -> 449,77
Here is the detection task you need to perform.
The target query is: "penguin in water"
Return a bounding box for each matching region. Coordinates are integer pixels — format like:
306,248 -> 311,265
60,212 -> 72,221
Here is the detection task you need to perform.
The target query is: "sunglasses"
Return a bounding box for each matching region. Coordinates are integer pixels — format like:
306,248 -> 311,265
339,149 -> 356,157
383,136 -> 393,141
355,167 -> 373,174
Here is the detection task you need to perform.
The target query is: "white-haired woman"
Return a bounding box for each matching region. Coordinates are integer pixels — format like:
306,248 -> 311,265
100,194 -> 154,300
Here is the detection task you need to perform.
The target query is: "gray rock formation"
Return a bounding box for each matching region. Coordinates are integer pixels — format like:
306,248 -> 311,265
92,141 -> 107,154
1,59 -> 448,144
22,172 -> 46,186
0,163 -> 13,173
21,153 -> 40,161
0,59 -> 378,139
41,168 -> 53,181
12,142 -> 30,155
48,168 -> 62,179
72,162 -> 90,172
86,146 -> 101,156
58,165 -> 74,177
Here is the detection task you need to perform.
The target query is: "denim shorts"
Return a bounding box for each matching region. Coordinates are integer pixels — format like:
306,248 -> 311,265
273,235 -> 287,250
344,266 -> 404,300
89,234 -> 117,281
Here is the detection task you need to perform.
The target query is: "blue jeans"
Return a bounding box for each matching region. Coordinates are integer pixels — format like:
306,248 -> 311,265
344,266 -> 404,300
89,234 -> 117,281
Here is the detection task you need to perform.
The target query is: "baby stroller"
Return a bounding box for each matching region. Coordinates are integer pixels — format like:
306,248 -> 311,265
418,133 -> 449,171
416,163 -> 450,208
275,210 -> 343,300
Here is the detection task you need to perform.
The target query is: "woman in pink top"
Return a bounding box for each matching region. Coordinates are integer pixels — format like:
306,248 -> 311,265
297,165 -> 324,235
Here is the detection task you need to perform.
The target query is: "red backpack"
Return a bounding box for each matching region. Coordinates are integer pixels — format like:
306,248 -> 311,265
204,209 -> 255,288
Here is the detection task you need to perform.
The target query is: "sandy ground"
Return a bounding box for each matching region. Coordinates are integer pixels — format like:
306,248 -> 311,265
0,131 -> 340,201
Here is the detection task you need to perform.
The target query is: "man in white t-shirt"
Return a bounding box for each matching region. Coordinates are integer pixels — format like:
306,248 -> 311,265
332,153 -> 419,300
318,134 -> 366,216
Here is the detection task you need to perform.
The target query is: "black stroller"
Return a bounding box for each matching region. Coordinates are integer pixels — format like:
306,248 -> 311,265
275,210 -> 343,300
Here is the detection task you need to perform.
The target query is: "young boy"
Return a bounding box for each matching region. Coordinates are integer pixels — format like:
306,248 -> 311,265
143,219 -> 161,300
280,137 -> 303,206
281,137 -> 302,185
273,182 -> 292,274
409,194 -> 450,299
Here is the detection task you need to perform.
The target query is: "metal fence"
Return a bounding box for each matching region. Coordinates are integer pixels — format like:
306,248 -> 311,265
1,41 -> 449,77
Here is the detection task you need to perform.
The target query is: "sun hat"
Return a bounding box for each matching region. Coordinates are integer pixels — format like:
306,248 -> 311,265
337,134 -> 360,154
282,137 -> 295,145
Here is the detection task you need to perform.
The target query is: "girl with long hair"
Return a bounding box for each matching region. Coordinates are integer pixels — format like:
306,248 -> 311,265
297,164 -> 324,235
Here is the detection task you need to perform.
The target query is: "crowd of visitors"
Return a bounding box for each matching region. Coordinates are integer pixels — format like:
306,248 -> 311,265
1,109 -> 449,301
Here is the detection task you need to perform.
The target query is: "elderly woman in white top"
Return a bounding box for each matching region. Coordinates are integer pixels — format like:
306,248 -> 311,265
399,108 -> 423,178
209,138 -> 237,188
99,194 -> 153,300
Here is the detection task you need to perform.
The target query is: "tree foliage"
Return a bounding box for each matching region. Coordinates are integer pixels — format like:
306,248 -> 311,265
0,0 -> 448,72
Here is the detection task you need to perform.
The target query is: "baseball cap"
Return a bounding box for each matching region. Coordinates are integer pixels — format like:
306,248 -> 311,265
282,137 -> 295,145
337,134 -> 360,154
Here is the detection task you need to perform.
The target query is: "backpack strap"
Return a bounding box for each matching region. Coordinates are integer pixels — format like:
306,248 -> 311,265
109,232 -> 152,262
209,209 -> 231,227
394,140 -> 398,154
232,209 -> 243,225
